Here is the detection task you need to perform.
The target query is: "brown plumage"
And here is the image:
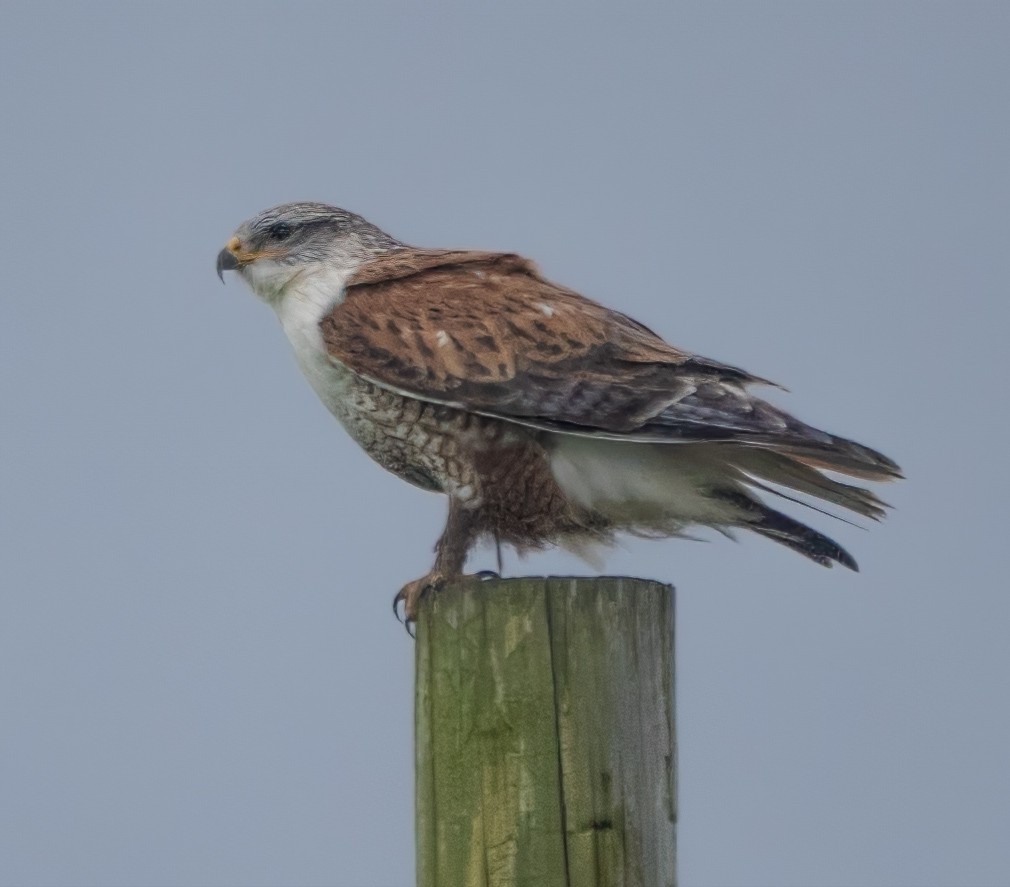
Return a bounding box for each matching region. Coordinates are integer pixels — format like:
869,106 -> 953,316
218,202 -> 902,624
327,250 -> 759,431
325,250 -> 896,471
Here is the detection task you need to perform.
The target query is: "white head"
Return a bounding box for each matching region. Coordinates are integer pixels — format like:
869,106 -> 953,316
216,202 -> 402,302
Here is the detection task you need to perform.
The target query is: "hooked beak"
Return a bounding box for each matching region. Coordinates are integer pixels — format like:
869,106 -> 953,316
216,236 -> 242,283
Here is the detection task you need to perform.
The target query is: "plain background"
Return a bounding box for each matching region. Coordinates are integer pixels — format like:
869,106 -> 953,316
1,3 -> 1008,886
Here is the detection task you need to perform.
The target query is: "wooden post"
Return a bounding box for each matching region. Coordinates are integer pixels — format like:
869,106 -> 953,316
415,576 -> 676,887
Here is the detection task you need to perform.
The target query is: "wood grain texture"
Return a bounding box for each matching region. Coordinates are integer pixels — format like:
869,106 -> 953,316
415,576 -> 676,887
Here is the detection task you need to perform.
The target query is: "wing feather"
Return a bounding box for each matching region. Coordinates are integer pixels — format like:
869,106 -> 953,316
320,248 -> 900,480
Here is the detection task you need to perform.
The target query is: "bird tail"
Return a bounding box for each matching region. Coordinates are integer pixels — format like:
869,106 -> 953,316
770,430 -> 902,482
728,447 -> 896,521
715,490 -> 859,570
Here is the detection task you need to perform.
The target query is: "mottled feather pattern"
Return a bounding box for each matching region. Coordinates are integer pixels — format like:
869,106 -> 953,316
221,201 -> 902,615
324,251 -> 754,431
327,251 -> 690,410
322,249 -> 900,481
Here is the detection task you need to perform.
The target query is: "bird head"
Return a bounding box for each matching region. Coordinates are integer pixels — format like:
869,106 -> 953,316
216,202 -> 401,301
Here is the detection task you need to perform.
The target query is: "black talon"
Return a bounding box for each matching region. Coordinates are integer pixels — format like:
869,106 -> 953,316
394,596 -> 415,637
392,577 -> 446,637
403,583 -> 438,639
475,570 -> 500,581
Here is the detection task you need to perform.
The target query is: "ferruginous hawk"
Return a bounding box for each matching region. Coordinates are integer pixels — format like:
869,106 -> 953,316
216,202 -> 901,623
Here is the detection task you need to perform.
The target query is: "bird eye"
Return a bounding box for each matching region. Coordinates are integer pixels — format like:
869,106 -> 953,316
267,222 -> 293,241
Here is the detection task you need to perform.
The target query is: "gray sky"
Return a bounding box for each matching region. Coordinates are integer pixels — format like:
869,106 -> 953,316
1,3 -> 1008,885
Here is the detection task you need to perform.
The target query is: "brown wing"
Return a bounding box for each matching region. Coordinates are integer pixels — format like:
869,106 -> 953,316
321,248 -> 900,477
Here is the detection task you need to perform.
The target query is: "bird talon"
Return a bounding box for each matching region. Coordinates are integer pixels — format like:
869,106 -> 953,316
392,573 -> 448,632
475,570 -> 500,581
220,204 -> 900,634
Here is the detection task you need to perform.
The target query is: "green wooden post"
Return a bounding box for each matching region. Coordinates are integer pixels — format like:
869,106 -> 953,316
415,576 -> 676,887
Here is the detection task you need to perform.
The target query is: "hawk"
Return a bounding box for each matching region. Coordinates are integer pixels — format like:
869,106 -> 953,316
217,202 -> 900,622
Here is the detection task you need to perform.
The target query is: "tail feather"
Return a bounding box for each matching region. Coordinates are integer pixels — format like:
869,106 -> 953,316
731,449 -> 892,521
716,490 -> 858,570
778,445 -> 902,482
770,426 -> 903,482
641,376 -> 903,483
751,510 -> 859,570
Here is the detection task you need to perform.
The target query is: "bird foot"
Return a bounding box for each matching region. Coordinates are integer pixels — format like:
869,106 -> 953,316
392,571 -> 447,634
392,569 -> 501,634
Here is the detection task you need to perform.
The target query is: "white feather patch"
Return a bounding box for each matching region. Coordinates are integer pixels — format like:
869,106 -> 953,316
548,436 -> 742,526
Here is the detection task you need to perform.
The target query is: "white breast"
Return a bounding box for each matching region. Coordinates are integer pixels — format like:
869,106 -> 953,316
272,267 -> 358,419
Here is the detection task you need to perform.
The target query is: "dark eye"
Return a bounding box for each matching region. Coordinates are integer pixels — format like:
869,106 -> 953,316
267,222 -> 293,241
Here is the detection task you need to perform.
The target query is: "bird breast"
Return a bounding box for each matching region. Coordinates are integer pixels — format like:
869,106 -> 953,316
273,276 -> 496,500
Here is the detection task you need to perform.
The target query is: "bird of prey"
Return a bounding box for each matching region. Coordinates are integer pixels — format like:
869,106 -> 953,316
217,202 -> 901,622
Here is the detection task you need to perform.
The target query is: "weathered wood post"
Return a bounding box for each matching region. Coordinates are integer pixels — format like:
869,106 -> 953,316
415,576 -> 676,887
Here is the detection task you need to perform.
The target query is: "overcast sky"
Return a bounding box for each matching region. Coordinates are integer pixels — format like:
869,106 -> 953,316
1,3 -> 1008,886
